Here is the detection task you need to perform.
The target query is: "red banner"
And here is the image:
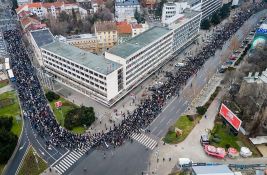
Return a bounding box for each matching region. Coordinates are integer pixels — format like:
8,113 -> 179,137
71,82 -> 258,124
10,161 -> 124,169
55,101 -> 62,108
219,103 -> 242,131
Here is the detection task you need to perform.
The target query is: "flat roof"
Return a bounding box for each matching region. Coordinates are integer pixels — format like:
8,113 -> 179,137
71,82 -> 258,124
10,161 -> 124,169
107,26 -> 171,58
115,0 -> 139,6
192,165 -> 234,175
41,41 -> 121,75
30,28 -> 55,48
167,9 -> 201,28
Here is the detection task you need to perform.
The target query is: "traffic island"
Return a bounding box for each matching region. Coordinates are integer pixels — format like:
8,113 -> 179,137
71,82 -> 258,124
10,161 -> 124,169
18,146 -> 48,175
163,115 -> 202,144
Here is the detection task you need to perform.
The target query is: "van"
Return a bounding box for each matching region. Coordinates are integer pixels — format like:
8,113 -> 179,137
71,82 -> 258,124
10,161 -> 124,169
176,158 -> 193,169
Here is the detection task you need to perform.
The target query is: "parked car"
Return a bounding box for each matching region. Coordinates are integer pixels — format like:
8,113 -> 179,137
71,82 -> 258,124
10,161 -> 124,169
233,50 -> 241,54
218,68 -> 226,73
175,63 -> 185,67
200,134 -> 210,146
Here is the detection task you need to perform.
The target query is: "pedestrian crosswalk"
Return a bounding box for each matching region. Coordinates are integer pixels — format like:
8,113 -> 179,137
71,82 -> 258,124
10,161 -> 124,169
131,133 -> 157,150
53,147 -> 90,175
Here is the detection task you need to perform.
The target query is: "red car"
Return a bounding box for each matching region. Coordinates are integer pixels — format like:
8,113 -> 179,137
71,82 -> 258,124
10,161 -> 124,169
229,55 -> 237,60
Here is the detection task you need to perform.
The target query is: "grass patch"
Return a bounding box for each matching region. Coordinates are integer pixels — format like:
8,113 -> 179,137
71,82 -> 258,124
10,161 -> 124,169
18,147 -> 48,175
0,164 -> 5,175
210,123 -> 261,157
49,97 -> 86,134
164,115 -> 202,144
0,81 -> 8,88
0,91 -> 22,136
71,126 -> 86,134
50,97 -> 78,126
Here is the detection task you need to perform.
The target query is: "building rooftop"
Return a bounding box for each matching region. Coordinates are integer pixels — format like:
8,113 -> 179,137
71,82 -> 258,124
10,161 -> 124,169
107,26 -> 171,58
94,21 -> 117,32
30,28 -> 55,48
192,165 -> 234,175
116,21 -> 132,34
41,41 -> 121,75
115,0 -> 140,6
66,33 -> 96,40
166,8 -> 201,28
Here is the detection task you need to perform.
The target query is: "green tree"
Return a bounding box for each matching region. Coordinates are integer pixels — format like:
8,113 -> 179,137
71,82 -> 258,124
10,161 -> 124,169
58,11 -> 70,22
211,12 -> 221,25
45,91 -> 60,102
155,0 -> 167,17
71,8 -> 77,26
134,8 -> 145,24
0,117 -> 13,131
219,3 -> 230,20
200,19 -> 211,30
11,0 -> 18,10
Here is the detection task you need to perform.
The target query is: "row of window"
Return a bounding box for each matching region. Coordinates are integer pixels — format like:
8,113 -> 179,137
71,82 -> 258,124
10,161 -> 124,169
42,51 -> 106,80
46,66 -> 108,98
126,41 -> 171,80
126,33 -> 173,64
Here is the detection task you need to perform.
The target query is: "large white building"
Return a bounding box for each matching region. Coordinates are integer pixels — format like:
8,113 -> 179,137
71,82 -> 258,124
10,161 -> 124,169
40,41 -> 123,104
161,0 -> 201,24
162,0 -> 222,23
115,0 -> 141,22
201,0 -> 222,20
105,27 -> 173,89
31,8 -> 201,106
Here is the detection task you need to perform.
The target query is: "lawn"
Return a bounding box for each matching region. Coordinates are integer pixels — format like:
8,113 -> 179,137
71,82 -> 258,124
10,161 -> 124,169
0,91 -> 22,136
0,81 -> 8,88
49,97 -> 86,134
210,123 -> 261,157
164,115 -> 202,144
18,147 -> 48,175
0,164 -> 5,175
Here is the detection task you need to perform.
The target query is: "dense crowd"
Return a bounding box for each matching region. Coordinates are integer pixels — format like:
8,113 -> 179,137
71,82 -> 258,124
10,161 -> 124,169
3,2 -> 265,150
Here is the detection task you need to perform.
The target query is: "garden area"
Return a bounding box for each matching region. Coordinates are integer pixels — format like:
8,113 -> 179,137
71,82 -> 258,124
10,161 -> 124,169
47,91 -> 95,134
209,122 -> 261,157
0,90 -> 21,174
164,115 -> 202,144
18,147 -> 48,175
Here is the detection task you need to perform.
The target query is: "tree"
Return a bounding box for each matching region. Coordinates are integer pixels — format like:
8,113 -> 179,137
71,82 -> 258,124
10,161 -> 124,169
45,91 -> 60,102
0,128 -> 18,163
200,19 -> 211,30
210,12 -> 220,25
0,117 -> 13,131
219,3 -> 230,20
11,0 -> 18,10
134,9 -> 145,24
155,0 -> 167,17
58,11 -> 70,22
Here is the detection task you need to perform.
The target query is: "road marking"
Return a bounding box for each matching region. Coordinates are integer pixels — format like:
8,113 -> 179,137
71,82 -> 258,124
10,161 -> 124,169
166,119 -> 173,125
159,117 -> 165,124
157,130 -> 163,136
131,133 -> 157,150
151,126 -> 157,133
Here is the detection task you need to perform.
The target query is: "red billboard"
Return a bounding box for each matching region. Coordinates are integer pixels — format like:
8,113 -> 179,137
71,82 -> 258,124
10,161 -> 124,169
219,103 -> 242,131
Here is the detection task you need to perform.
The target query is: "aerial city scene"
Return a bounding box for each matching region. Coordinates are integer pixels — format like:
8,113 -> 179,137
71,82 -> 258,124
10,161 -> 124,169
0,0 -> 266,174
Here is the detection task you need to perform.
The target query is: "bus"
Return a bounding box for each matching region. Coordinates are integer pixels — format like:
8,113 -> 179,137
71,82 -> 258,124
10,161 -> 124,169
7,69 -> 15,82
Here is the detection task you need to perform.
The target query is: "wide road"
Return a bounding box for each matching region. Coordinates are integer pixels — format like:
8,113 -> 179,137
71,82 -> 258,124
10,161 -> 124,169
68,8 -> 267,175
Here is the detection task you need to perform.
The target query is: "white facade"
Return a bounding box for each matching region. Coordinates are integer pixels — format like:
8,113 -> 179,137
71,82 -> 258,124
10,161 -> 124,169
170,11 -> 202,53
115,0 -> 141,22
41,42 -> 123,104
201,0 -> 222,20
131,22 -> 149,37
161,1 -> 201,24
105,27 -> 173,89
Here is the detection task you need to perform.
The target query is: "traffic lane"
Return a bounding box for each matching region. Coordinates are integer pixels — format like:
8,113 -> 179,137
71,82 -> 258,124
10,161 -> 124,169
25,119 -> 62,164
4,130 -> 29,175
151,99 -> 189,138
68,141 -> 150,175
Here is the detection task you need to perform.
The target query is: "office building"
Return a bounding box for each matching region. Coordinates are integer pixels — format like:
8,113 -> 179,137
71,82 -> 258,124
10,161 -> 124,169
161,0 -> 201,24
105,26 -> 173,89
201,0 -> 222,20
40,41 -> 123,104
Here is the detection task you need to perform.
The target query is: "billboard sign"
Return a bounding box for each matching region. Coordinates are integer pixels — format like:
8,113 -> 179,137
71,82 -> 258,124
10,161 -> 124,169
219,103 -> 242,131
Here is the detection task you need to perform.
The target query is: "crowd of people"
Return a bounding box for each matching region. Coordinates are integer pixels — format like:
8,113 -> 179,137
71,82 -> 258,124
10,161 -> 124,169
3,1 -> 265,150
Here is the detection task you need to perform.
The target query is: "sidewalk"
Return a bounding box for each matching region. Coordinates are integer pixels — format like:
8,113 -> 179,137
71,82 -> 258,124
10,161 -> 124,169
149,86 -> 225,175
0,84 -> 13,94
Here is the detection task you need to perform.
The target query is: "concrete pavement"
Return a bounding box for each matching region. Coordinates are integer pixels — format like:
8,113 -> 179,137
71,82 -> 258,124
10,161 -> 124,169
0,84 -> 13,93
